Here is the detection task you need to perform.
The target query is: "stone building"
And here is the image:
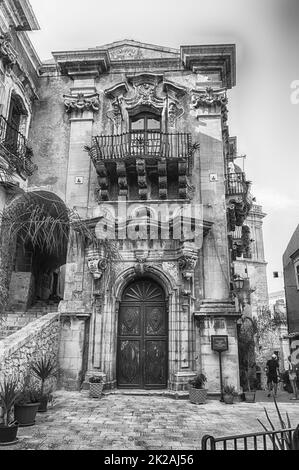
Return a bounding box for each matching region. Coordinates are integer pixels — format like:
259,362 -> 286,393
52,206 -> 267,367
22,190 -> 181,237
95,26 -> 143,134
283,224 -> 299,351
232,202 -> 269,317
0,2 -> 259,394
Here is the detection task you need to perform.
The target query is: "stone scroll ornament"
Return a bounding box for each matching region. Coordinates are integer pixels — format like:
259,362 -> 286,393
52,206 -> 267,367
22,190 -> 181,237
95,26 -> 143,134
0,33 -> 17,69
168,101 -> 184,128
87,257 -> 108,280
63,92 -> 100,113
178,255 -> 198,280
191,87 -> 228,109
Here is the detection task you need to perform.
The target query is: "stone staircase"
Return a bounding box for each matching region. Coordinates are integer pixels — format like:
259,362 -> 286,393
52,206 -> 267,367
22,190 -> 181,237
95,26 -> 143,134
0,301 -> 60,340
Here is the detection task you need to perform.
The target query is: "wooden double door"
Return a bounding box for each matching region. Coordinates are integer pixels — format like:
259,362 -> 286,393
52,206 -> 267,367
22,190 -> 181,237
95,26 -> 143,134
117,279 -> 168,389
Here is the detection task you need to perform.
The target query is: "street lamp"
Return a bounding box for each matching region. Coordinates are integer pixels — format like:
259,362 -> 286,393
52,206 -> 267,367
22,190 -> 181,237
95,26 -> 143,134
233,275 -> 245,292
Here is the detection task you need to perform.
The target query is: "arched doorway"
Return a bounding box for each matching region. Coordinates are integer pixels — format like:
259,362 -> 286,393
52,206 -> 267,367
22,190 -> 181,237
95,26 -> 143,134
117,278 -> 168,389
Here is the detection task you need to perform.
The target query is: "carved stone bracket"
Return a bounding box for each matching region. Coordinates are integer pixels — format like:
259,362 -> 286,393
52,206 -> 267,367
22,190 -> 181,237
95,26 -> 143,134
95,162 -> 109,201
116,161 -> 128,197
63,92 -> 100,113
136,158 -> 147,200
87,250 -> 108,280
0,34 -> 17,70
178,161 -> 189,199
158,160 -> 167,199
178,242 -> 198,280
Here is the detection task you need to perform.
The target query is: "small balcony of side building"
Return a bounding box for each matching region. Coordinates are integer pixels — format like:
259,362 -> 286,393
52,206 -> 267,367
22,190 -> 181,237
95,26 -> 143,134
0,114 -> 37,185
86,131 -> 195,201
225,171 -> 254,231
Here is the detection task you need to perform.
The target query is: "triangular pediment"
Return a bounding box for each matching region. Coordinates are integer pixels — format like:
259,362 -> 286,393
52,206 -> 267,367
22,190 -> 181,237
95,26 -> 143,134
95,39 -> 179,61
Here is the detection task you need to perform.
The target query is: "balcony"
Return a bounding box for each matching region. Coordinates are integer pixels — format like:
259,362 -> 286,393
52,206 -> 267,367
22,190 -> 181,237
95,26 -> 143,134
87,132 -> 194,201
92,131 -> 192,163
0,115 -> 37,180
225,172 -> 250,197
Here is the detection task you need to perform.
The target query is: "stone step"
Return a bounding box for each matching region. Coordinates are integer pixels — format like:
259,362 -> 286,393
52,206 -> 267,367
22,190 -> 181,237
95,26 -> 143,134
101,389 -> 190,400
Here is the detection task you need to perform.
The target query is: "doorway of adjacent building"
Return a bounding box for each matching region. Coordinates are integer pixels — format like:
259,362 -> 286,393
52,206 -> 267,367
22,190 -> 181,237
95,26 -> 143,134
117,278 -> 168,389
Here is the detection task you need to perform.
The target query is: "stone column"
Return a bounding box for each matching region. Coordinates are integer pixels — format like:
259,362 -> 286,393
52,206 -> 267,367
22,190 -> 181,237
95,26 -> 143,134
58,77 -> 101,390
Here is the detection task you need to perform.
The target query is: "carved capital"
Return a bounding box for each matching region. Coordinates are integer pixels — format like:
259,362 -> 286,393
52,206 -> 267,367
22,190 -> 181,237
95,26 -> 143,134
191,87 -> 227,108
63,92 -> 100,114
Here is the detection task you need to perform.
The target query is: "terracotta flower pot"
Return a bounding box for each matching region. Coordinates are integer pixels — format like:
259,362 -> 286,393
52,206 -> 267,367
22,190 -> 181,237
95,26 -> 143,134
89,382 -> 104,398
223,393 -> 234,404
14,403 -> 40,427
189,387 -> 207,405
0,424 -> 19,446
244,391 -> 256,403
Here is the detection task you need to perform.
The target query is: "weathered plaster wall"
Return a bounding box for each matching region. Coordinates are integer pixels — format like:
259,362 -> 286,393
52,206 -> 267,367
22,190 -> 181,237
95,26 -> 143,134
28,75 -> 71,199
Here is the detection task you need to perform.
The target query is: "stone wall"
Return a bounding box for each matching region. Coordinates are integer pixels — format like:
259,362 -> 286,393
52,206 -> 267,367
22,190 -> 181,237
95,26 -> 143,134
0,313 -> 60,385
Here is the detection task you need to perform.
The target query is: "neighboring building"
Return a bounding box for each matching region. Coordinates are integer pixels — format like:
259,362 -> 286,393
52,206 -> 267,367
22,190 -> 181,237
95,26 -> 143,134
0,0 -> 40,212
232,202 -> 269,317
0,2 -> 260,394
283,224 -> 299,346
269,290 -> 286,314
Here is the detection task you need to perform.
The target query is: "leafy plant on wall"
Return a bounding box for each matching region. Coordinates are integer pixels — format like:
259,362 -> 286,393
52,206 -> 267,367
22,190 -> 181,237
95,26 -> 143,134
0,192 -> 119,317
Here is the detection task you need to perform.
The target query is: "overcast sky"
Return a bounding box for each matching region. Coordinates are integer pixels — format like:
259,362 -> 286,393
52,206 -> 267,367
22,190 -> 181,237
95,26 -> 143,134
28,0 -> 299,294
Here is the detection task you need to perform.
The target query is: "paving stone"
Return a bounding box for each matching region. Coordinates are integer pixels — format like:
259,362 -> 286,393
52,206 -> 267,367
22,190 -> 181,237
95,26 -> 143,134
2,390 -> 299,451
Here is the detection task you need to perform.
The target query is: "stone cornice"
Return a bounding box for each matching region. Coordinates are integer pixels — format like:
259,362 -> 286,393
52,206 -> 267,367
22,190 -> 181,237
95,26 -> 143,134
2,0 -> 40,31
180,44 -> 236,89
52,50 -> 110,78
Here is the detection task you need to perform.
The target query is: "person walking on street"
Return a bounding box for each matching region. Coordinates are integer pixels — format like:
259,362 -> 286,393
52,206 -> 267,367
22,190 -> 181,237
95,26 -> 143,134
265,354 -> 280,397
287,355 -> 298,400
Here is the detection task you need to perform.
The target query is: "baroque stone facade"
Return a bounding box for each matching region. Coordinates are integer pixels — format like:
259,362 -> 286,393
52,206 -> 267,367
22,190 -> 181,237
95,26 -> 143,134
0,13 -> 263,394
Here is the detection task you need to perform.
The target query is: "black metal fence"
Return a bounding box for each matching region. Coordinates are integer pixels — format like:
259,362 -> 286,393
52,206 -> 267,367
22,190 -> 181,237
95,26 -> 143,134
0,114 -> 36,178
93,131 -> 191,161
201,426 -> 299,450
225,172 -> 249,196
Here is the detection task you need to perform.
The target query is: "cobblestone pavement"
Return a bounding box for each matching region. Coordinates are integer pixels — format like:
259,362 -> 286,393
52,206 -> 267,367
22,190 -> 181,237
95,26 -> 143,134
2,390 -> 299,450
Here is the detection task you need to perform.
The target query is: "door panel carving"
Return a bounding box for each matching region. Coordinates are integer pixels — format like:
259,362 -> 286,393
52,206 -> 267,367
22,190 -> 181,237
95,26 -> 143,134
117,279 -> 168,389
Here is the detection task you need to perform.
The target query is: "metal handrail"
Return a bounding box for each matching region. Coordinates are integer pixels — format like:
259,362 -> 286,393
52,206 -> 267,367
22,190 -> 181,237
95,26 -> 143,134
202,426 -> 299,450
0,114 -> 36,178
92,131 -> 191,162
225,172 -> 249,196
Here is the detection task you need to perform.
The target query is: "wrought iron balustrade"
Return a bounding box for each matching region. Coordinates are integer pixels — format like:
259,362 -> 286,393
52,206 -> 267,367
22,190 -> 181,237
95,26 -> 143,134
0,114 -> 37,179
202,426 -> 299,450
225,172 -> 249,196
92,131 -> 192,162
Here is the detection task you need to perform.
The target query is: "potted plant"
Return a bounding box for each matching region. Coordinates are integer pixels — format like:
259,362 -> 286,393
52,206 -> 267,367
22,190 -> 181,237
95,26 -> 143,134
89,376 -> 104,398
14,375 -> 40,427
0,378 -> 20,446
223,384 -> 237,404
31,356 -> 56,412
188,373 -> 208,405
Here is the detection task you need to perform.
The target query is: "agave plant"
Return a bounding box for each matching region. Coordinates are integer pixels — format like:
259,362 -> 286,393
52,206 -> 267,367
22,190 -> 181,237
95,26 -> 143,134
31,357 -> 57,397
0,378 -> 20,427
257,397 -> 295,450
